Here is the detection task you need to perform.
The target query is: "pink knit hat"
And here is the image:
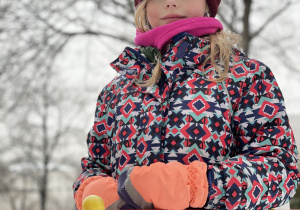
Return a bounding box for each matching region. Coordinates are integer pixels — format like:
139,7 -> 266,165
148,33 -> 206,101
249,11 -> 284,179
134,0 -> 221,17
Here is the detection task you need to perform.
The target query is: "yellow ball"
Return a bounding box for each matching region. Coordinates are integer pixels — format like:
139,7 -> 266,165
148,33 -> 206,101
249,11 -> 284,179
82,195 -> 105,210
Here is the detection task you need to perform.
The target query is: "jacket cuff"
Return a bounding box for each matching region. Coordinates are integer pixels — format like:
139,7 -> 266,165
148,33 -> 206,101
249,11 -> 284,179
206,164 -> 226,209
118,166 -> 154,209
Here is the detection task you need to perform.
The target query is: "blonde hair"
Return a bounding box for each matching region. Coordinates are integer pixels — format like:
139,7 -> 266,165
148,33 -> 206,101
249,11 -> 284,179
134,0 -> 241,86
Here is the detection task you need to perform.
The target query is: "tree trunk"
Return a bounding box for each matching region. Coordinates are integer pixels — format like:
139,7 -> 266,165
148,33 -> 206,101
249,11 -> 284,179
40,75 -> 50,210
40,162 -> 49,210
242,0 -> 252,55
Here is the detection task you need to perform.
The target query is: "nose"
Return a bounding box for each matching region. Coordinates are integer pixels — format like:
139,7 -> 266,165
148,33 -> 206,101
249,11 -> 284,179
165,0 -> 178,8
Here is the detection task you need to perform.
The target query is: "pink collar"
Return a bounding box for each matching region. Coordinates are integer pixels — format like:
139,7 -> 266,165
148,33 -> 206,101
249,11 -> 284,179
135,17 -> 223,50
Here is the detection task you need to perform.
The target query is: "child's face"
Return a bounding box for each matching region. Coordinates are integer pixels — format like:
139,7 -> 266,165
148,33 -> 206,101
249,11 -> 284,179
146,0 -> 207,29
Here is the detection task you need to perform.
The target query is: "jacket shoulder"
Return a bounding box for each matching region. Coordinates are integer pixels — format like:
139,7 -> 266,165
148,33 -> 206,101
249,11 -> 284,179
231,50 -> 274,82
97,75 -> 123,104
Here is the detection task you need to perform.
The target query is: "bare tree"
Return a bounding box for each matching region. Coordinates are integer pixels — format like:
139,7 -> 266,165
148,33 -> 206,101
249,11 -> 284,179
0,0 -> 136,209
218,0 -> 300,74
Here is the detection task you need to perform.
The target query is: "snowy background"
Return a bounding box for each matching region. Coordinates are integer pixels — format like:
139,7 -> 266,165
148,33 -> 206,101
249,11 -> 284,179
0,0 -> 300,209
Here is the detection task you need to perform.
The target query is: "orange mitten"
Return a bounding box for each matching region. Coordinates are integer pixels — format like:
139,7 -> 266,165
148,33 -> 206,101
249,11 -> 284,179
118,161 -> 208,209
75,176 -> 125,210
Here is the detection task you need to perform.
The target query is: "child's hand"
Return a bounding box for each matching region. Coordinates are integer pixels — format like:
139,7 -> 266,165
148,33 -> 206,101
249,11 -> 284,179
117,161 -> 208,209
76,176 -> 128,210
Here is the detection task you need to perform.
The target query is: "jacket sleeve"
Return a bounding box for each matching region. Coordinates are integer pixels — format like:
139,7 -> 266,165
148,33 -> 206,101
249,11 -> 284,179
73,80 -> 117,200
206,63 -> 300,209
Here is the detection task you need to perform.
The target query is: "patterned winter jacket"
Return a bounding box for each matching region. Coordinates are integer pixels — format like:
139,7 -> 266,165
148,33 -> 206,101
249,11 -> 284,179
73,33 -> 300,209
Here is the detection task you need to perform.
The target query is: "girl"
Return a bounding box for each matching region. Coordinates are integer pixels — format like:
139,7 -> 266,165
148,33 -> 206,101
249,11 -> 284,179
73,0 -> 300,209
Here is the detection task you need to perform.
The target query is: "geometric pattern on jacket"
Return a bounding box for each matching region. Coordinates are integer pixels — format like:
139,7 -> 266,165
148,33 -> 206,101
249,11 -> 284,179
73,33 -> 300,210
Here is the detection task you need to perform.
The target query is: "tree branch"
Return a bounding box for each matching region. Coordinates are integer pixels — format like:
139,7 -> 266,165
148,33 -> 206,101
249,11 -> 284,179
251,1 -> 296,38
217,12 -> 236,33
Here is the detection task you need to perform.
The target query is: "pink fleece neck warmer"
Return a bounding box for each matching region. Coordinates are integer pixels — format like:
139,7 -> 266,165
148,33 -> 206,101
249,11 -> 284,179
135,17 -> 223,50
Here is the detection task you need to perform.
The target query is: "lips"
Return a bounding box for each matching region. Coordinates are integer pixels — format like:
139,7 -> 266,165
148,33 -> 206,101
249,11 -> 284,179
161,14 -> 186,20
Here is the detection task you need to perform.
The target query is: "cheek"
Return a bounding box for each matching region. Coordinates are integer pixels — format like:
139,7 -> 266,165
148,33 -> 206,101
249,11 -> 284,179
189,8 -> 206,17
146,4 -> 159,28
185,1 -> 206,17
